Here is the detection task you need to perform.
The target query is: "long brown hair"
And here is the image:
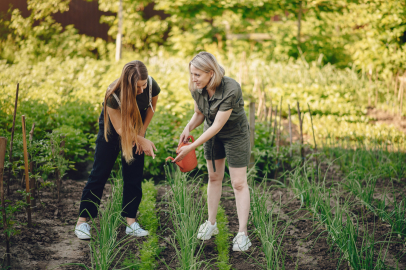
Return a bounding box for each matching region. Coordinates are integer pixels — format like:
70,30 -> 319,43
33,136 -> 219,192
103,60 -> 148,163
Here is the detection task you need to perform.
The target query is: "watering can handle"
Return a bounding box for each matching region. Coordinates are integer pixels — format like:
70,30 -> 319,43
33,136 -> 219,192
165,156 -> 184,170
187,135 -> 195,142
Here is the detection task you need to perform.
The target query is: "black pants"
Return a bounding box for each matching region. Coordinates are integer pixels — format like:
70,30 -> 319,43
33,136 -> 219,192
78,109 -> 144,219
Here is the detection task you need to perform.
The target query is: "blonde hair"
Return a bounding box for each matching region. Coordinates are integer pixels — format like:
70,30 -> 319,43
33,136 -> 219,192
103,60 -> 147,164
189,52 -> 225,92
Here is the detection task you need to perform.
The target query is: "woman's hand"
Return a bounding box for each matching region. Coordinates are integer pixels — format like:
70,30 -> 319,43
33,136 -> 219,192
173,145 -> 192,163
178,126 -> 190,146
137,136 -> 157,159
135,128 -> 146,155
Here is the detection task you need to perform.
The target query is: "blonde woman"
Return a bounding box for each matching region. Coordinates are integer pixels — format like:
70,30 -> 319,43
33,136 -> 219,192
174,52 -> 251,251
75,60 -> 160,239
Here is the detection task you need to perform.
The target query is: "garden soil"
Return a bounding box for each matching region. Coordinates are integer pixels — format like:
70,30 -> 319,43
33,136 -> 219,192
1,118 -> 406,269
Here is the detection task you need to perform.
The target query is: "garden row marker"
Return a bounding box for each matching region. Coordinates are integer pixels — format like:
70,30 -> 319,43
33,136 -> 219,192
21,115 -> 32,227
297,102 -> 304,165
0,137 -> 11,267
274,97 -> 283,179
267,94 -> 273,128
7,83 -> 19,196
307,103 -> 318,177
249,101 -> 255,169
288,104 -> 293,158
271,106 -> 278,147
29,123 -> 36,208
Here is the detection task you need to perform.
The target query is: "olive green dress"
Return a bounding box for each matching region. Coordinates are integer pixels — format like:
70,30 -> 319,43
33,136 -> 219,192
191,76 -> 250,171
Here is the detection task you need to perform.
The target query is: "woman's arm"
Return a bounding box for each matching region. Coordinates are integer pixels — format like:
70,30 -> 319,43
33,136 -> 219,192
173,109 -> 232,163
107,107 -> 122,135
140,95 -> 158,137
178,101 -> 205,145
107,107 -> 157,157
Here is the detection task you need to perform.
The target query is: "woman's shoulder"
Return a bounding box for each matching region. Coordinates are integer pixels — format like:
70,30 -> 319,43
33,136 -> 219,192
149,76 -> 161,96
222,76 -> 241,95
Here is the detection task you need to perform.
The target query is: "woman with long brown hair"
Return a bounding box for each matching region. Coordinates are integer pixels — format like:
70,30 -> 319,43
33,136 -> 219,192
75,60 -> 160,239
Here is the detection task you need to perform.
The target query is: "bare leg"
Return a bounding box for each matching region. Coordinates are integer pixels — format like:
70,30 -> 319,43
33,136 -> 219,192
76,217 -> 87,226
229,167 -> 249,235
126,217 -> 135,225
206,159 -> 226,225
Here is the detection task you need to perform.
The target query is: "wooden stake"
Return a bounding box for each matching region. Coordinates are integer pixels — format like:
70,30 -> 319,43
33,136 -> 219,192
277,97 -> 283,154
274,98 -> 282,179
249,102 -> 255,169
297,102 -> 304,165
307,103 -> 319,177
271,106 -> 278,147
57,136 -> 65,203
288,104 -> 293,158
267,95 -> 273,133
29,123 -> 36,208
21,115 -> 32,227
0,137 -> 11,267
7,83 -> 19,196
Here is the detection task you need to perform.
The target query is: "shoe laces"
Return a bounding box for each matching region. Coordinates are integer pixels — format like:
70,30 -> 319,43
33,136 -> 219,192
200,220 -> 211,231
234,233 -> 246,244
77,223 -> 90,232
130,222 -> 142,231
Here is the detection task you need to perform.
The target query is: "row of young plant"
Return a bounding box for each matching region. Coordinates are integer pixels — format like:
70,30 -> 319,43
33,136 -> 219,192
68,165 -> 160,270
323,139 -> 406,242
249,174 -> 289,270
163,163 -> 207,269
200,183 -> 232,270
286,154 -> 404,269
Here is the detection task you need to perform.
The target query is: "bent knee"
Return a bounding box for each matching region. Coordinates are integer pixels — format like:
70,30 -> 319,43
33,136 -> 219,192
232,180 -> 247,191
209,173 -> 224,183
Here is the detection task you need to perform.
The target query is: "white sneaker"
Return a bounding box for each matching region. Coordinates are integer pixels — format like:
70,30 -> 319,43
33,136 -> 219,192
197,220 -> 219,240
75,223 -> 91,240
126,222 -> 149,237
232,232 -> 251,251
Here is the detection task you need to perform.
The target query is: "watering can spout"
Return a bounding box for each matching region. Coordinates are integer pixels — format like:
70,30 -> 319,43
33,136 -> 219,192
165,136 -> 197,173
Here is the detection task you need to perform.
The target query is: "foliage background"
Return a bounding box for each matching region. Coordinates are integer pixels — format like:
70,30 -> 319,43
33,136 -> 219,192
0,0 -> 406,179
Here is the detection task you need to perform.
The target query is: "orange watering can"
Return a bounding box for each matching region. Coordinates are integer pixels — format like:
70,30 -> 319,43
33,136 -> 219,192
166,135 -> 197,173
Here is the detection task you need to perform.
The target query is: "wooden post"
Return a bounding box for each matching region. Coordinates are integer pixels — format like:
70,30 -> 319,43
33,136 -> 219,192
307,103 -> 319,177
0,137 -> 11,267
271,106 -> 278,147
21,115 -> 32,227
276,97 -> 283,154
249,102 -> 255,169
288,104 -> 293,158
297,102 -> 304,165
57,136 -> 65,203
274,98 -> 283,179
7,83 -> 19,196
267,95 -> 273,126
29,123 -> 36,208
